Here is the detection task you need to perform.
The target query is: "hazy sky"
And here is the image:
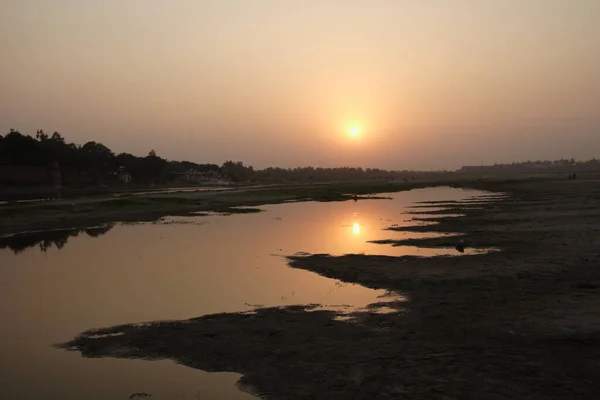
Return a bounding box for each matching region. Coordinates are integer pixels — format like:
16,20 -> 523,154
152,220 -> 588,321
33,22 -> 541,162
2,0 -> 599,170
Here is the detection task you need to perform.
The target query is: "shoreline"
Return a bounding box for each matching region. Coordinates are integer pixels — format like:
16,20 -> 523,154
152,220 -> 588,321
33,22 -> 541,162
0,178 -> 493,237
56,177 -> 600,398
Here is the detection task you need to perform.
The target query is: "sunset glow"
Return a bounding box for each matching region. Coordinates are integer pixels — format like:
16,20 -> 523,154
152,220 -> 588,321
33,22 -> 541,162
1,1 -> 599,169
2,1 -> 600,399
346,124 -> 362,139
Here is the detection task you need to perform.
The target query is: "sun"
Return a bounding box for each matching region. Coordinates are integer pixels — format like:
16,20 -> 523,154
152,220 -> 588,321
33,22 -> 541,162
348,125 -> 361,137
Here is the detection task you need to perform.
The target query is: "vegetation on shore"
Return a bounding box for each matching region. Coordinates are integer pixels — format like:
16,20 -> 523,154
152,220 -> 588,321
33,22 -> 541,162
1,129 -> 453,190
0,180 -> 447,236
2,129 -> 597,196
0,175 -> 569,237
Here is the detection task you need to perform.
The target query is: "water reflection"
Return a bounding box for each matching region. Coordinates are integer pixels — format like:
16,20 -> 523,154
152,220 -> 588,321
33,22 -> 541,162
0,225 -> 114,254
0,186 -> 493,399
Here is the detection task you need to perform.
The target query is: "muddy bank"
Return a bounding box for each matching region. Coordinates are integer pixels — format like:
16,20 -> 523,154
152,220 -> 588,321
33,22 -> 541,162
58,179 -> 600,399
0,180 -> 448,236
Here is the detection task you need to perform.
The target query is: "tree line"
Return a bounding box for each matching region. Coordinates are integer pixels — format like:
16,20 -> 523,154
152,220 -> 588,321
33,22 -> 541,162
4,128 -> 595,185
459,159 -> 600,175
0,129 -> 221,184
0,129 -> 447,184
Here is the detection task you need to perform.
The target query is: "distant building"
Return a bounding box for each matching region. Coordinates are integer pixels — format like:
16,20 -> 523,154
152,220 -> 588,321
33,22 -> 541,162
184,169 -> 204,181
117,166 -> 132,184
109,166 -> 131,184
171,169 -> 222,183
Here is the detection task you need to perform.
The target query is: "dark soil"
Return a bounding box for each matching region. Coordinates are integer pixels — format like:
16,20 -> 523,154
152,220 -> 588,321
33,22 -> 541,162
57,178 -> 600,399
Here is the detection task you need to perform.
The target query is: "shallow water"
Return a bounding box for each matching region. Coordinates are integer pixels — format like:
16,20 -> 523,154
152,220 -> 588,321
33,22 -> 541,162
0,186 -> 491,399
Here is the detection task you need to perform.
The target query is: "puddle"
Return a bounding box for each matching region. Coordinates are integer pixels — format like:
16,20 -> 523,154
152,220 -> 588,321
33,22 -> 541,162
0,186 -> 492,399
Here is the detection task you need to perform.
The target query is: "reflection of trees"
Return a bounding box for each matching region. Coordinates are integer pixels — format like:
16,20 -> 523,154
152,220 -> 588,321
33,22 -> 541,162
0,224 -> 114,254
84,225 -> 114,237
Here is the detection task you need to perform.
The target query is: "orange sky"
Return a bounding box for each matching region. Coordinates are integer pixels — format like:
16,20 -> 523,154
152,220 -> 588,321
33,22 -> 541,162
1,0 -> 599,170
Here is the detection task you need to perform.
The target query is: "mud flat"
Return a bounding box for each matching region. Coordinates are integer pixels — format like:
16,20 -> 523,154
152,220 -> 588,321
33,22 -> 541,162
59,178 -> 600,399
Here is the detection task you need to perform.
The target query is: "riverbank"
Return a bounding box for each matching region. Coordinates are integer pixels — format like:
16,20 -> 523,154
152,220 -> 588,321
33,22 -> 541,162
58,177 -> 600,399
0,178 -> 492,236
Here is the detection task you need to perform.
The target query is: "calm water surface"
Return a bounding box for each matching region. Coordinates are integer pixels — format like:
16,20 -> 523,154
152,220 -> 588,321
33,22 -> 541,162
0,187 -> 494,399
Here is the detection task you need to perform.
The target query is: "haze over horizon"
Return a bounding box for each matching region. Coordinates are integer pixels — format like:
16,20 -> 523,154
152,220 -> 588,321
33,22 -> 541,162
2,0 -> 599,170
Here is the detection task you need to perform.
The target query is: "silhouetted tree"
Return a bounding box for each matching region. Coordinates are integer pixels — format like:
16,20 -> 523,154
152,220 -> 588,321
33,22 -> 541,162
79,141 -> 115,179
221,161 -> 254,182
141,150 -> 167,182
0,129 -> 44,165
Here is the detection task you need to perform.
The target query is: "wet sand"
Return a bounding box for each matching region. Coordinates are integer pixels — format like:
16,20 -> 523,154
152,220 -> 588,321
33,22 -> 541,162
57,178 -> 600,399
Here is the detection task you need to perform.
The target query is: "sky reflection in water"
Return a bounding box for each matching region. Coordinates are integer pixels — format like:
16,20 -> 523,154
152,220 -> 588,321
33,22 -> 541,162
0,186 -> 493,399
